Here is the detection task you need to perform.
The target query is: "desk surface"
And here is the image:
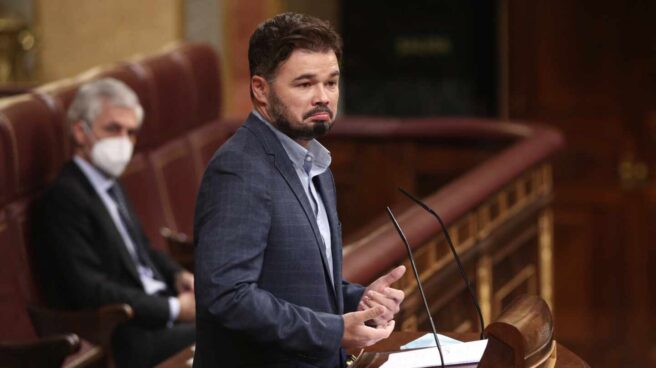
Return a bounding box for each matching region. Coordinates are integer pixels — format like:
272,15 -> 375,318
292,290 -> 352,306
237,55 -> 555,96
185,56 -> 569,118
157,331 -> 590,368
352,332 -> 590,368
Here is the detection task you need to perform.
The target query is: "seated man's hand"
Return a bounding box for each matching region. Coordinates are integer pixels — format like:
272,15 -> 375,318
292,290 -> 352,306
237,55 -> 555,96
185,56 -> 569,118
176,292 -> 196,322
175,270 -> 195,293
341,306 -> 394,350
358,265 -> 406,327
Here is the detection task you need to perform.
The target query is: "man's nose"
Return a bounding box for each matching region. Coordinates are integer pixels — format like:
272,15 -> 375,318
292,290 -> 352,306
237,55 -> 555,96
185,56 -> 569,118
312,85 -> 330,106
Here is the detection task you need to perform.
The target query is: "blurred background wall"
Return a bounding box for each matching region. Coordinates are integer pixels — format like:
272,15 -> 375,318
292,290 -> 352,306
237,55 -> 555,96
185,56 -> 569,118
0,0 -> 654,366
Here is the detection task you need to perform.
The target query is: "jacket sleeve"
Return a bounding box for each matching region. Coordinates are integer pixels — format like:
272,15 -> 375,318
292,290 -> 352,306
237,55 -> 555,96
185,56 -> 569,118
39,184 -> 171,328
194,148 -> 343,362
342,281 -> 365,313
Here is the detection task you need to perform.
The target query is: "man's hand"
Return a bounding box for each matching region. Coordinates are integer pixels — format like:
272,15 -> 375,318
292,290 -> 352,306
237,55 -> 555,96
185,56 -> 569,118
176,292 -> 196,322
358,265 -> 406,326
175,270 -> 195,293
341,306 -> 395,350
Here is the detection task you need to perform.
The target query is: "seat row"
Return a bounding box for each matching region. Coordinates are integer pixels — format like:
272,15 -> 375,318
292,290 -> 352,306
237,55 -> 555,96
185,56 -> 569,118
0,42 -> 228,366
120,118 -> 234,255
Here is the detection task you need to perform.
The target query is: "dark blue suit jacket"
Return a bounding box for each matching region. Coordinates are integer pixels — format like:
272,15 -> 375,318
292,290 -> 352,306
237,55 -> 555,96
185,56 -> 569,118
193,114 -> 364,367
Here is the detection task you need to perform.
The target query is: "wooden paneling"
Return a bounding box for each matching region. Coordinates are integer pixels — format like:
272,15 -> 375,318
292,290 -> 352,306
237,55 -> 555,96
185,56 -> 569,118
219,0 -> 282,119
395,166 -> 554,338
505,1 -> 656,366
329,121 -> 558,339
329,141 -> 419,235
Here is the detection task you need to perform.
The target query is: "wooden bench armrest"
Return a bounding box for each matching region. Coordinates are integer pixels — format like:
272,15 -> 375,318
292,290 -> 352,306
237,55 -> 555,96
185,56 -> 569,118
27,303 -> 133,348
0,333 -> 80,367
161,227 -> 194,271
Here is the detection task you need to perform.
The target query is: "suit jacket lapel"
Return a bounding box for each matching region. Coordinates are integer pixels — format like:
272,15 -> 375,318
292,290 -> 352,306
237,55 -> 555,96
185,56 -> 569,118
314,171 -> 343,307
244,115 -> 338,304
67,163 -> 143,284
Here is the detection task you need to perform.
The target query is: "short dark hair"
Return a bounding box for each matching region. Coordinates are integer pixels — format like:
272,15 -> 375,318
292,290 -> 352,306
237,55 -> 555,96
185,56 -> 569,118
248,12 -> 342,81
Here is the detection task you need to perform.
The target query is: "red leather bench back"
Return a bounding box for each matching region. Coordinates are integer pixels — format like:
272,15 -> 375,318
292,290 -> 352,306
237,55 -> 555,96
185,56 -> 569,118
0,94 -> 67,340
0,43 -> 229,341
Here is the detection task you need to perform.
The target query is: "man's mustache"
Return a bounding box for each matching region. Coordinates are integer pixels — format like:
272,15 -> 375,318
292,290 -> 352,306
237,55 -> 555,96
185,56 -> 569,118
303,106 -> 333,120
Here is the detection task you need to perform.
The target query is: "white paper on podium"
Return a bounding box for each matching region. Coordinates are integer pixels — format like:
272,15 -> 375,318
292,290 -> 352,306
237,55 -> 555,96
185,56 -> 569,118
380,339 -> 488,368
400,333 -> 464,350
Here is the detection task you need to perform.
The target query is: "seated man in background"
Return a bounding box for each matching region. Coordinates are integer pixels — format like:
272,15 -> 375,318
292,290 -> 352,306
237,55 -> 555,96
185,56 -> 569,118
35,78 -> 195,367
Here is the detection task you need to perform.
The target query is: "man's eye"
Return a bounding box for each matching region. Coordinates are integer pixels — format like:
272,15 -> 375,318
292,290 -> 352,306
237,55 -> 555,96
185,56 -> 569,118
298,82 -> 311,88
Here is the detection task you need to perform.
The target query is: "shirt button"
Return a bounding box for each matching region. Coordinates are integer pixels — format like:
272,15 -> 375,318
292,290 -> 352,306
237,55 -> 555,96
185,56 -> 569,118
305,156 -> 312,161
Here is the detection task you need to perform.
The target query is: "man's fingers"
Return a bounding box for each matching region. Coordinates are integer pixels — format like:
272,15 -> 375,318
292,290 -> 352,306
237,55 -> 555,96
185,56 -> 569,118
376,265 -> 406,288
367,289 -> 404,312
365,290 -> 395,310
359,299 -> 373,310
366,320 -> 395,344
343,309 -> 395,349
384,287 -> 405,303
356,306 -> 385,323
380,319 -> 395,333
359,300 -> 394,327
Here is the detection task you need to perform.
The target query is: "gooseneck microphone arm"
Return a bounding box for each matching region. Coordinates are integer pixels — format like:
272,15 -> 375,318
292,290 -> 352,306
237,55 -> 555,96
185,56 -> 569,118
386,207 -> 446,368
398,187 -> 486,340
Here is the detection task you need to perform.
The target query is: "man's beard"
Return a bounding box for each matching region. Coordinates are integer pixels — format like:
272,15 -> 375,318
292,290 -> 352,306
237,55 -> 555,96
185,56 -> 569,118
268,89 -> 333,141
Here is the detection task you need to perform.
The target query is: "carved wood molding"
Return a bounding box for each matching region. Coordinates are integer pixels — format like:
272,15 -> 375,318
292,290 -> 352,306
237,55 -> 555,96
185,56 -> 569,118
333,118 -> 562,330
340,119 -> 563,283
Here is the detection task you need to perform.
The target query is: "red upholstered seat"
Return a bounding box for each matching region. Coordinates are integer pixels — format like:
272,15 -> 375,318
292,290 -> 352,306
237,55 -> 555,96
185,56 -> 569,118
140,47 -> 199,145
5,199 -> 41,306
0,95 -> 66,197
33,78 -> 83,123
121,120 -> 232,252
174,43 -> 222,125
32,78 -> 84,160
0,210 -> 38,341
0,94 -> 66,333
0,116 -> 14,208
187,121 -> 231,174
0,94 -> 62,341
148,137 -> 200,238
0,206 -> 107,367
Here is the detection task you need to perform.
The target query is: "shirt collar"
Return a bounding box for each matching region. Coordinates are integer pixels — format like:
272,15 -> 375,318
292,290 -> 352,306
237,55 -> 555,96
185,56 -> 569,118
252,110 -> 331,175
73,155 -> 115,193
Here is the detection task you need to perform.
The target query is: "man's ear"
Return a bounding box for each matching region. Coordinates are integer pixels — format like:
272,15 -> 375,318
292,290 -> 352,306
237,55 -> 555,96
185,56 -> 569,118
71,120 -> 88,147
251,75 -> 269,106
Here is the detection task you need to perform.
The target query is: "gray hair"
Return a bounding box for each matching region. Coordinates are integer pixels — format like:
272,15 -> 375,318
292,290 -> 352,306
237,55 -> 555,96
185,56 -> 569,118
67,78 -> 144,129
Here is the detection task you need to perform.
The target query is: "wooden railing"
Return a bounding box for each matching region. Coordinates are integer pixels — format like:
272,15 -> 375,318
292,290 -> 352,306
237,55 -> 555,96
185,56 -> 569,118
322,117 -> 564,333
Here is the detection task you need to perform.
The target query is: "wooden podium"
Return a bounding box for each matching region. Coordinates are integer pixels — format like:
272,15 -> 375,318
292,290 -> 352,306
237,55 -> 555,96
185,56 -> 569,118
351,296 -> 588,368
158,296 -> 589,368
349,331 -> 587,368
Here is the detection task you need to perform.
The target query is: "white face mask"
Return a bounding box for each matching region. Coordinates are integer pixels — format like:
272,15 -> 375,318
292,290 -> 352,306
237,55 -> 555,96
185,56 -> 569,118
89,136 -> 134,177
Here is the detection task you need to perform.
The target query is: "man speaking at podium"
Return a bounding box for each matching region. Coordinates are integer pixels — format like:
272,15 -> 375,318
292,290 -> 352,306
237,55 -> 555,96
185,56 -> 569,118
194,12 -> 406,367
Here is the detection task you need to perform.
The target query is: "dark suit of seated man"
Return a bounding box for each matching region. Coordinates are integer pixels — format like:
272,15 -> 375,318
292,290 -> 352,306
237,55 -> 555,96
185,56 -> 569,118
35,78 -> 196,367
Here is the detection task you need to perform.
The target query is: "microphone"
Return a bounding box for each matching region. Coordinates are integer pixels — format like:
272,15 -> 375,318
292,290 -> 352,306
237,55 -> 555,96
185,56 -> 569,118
398,187 -> 486,340
386,207 -> 445,368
